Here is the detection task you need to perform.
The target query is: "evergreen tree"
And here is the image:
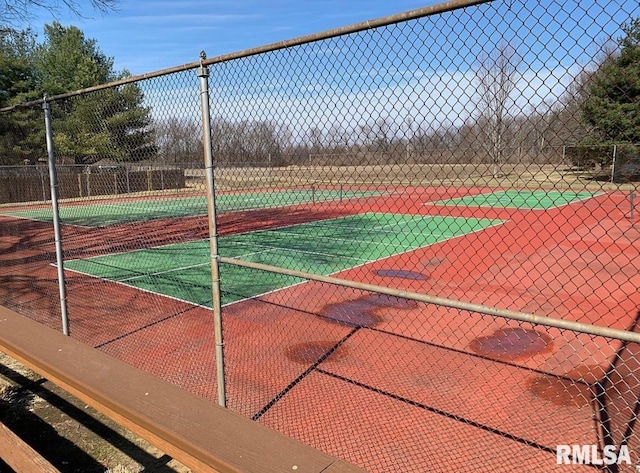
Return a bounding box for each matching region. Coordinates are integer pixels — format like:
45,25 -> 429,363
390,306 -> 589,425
0,22 -> 156,165
581,18 -> 640,144
0,28 -> 42,164
0,29 -> 36,106
53,80 -> 156,164
35,22 -> 114,94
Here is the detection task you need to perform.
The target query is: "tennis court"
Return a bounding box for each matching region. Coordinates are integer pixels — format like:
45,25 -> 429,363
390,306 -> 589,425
2,188 -> 382,227
64,212 -> 503,306
5,186 -> 636,472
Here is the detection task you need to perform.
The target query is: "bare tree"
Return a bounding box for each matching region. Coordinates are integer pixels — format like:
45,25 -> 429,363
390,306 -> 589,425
1,0 -> 118,26
474,42 -> 521,177
326,123 -> 349,153
306,126 -> 324,154
155,118 -> 202,165
208,118 -> 285,165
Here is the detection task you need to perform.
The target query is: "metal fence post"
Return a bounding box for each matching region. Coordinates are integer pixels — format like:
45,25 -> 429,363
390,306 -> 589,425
43,95 -> 70,336
198,52 -> 227,408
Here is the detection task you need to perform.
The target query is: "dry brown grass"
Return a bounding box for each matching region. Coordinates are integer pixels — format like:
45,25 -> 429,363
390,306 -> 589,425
205,163 -> 639,192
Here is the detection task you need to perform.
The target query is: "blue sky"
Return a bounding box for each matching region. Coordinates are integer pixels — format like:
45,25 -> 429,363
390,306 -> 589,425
22,0 -> 639,136
26,0 -> 435,75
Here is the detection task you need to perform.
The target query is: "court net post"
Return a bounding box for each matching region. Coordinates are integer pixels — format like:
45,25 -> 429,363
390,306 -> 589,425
198,52 -> 227,408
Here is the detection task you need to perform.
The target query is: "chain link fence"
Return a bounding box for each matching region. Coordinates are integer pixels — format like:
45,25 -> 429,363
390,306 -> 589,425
1,0 -> 640,471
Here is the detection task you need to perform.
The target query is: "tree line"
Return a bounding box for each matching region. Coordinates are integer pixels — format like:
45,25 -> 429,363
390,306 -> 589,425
1,15 -> 638,168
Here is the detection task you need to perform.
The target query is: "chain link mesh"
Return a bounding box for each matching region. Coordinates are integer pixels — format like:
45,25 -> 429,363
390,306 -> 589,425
1,0 -> 640,471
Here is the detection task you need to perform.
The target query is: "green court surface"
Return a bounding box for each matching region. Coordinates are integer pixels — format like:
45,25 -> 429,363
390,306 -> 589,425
2,188 -> 382,227
431,190 -> 598,209
64,213 -> 503,306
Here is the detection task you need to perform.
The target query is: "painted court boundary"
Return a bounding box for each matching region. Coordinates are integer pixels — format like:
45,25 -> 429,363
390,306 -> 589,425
62,213 -> 504,307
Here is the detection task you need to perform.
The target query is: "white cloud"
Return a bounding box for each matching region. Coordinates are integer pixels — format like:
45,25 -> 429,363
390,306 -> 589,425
189,63 -> 579,139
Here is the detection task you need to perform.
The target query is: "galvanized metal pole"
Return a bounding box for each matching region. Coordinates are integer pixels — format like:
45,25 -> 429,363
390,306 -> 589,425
43,96 -> 69,336
198,53 -> 227,407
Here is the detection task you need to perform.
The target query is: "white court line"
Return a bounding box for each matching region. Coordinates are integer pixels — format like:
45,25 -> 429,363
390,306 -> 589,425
227,246 -> 282,260
94,201 -> 206,215
225,212 -> 371,238
424,190 -> 605,210
226,217 -> 458,264
479,190 -> 606,210
60,214 -> 413,305
65,213 -> 469,276
423,190 -> 496,206
55,260 -> 211,282
222,213 -> 453,261
539,191 -> 606,210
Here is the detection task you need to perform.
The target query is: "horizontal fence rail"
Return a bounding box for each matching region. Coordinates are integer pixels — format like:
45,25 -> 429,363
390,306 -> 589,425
1,0 -> 640,471
219,256 -> 640,344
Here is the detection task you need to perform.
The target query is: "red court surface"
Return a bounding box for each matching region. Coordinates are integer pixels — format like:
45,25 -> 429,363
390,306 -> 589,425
1,186 -> 639,472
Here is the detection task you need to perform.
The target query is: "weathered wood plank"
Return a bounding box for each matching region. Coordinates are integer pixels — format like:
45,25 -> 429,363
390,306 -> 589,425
0,421 -> 61,473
